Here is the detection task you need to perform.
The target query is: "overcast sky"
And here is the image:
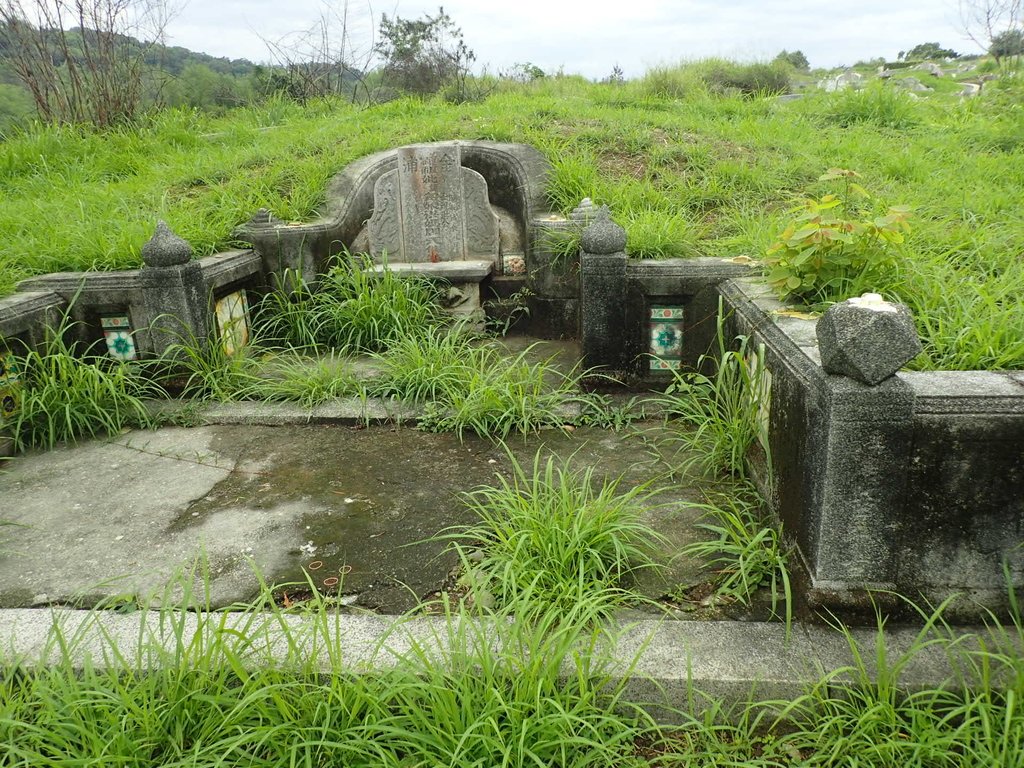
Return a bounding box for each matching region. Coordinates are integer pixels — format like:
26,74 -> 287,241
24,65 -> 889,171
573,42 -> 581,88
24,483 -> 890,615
163,1 -> 976,79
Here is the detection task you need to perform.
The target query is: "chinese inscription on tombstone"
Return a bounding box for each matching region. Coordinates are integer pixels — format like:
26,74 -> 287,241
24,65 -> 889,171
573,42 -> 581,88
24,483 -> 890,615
368,144 -> 499,265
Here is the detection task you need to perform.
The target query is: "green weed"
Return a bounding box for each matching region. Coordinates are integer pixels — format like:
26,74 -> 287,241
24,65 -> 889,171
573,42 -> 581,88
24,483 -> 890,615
6,320 -> 159,452
374,328 -> 583,439
681,484 -> 791,627
256,261 -> 445,353
653,304 -> 771,481
445,451 -> 667,613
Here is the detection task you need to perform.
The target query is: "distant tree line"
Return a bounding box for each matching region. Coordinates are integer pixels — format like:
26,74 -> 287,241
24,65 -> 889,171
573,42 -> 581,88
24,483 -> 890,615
0,1 -> 498,132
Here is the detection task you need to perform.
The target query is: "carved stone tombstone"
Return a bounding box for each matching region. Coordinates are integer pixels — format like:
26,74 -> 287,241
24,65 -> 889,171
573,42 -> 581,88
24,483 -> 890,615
367,144 -> 500,264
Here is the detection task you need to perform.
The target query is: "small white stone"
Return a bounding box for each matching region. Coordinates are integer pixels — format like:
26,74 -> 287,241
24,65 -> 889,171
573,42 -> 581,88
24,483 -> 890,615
344,498 -> 355,504
114,535 -> 124,541
847,292 -> 898,313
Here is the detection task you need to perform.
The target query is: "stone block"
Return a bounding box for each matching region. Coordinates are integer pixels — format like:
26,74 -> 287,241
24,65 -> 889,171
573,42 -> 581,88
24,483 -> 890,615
368,144 -> 499,265
816,293 -> 922,385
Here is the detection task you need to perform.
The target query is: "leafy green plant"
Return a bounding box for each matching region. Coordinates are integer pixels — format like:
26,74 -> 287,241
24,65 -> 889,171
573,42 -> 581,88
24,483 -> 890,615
577,393 -> 648,432
7,320 -> 159,452
444,451 -> 666,613
764,169 -> 912,305
681,484 -> 791,627
653,302 -> 771,481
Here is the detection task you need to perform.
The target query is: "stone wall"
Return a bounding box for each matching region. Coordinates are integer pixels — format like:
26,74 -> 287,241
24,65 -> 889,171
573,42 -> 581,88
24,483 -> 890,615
578,244 -> 1024,621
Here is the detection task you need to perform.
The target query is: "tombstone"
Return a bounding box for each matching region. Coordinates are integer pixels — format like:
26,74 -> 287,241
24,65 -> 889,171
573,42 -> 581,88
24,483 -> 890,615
367,144 -> 499,266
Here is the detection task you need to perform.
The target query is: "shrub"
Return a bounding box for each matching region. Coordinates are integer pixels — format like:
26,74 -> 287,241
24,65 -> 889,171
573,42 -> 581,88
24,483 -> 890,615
764,169 -> 911,305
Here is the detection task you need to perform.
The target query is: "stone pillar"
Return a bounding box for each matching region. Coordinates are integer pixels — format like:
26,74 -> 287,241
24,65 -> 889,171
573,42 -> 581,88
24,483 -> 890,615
579,207 -> 628,371
803,293 -> 923,600
139,222 -> 210,356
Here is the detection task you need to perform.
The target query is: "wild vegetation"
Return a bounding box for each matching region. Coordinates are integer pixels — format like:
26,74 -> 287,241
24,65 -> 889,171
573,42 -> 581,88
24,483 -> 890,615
1,11 -> 1022,763
1,54 -> 1022,369
0,555 -> 1021,766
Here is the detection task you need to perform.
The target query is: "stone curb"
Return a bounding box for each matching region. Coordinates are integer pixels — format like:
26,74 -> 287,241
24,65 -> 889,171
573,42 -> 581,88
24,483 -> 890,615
2,608 -> 1015,723
148,399 -> 582,428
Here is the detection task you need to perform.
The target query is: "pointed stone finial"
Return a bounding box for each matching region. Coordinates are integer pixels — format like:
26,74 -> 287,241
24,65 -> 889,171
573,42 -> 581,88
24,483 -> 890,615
570,197 -> 597,223
580,206 -> 626,254
141,221 -> 193,268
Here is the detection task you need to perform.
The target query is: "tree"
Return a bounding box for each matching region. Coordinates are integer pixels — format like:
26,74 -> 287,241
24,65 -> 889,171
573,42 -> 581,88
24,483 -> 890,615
903,42 -> 960,60
774,49 -> 809,71
989,27 -> 1024,60
958,0 -> 1022,55
259,0 -> 374,104
0,0 -> 173,127
374,6 -> 475,100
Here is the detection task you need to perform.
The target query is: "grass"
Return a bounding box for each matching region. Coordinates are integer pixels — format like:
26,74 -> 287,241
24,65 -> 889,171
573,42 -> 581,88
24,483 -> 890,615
1,63 -> 1023,369
4,316 -> 159,451
444,451 -> 667,613
255,260 -> 445,353
1,560 -> 1021,766
681,483 -> 791,628
653,303 -> 771,482
374,327 -> 585,439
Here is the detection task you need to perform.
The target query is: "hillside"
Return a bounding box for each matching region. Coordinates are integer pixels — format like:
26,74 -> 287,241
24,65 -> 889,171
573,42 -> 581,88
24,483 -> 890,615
0,29 -> 263,130
0,61 -> 1022,370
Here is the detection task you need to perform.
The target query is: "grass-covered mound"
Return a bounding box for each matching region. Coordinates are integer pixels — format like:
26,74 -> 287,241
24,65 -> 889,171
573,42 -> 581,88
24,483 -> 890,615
1,63 -> 1023,369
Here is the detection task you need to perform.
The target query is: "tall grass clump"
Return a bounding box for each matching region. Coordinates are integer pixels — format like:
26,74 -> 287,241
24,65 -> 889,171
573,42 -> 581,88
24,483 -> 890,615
161,329 -> 261,403
444,451 -> 666,613
253,352 -> 364,408
682,484 -> 791,627
255,261 -> 444,353
5,322 -> 158,452
768,591 -> 1024,767
375,329 -> 584,439
817,81 -> 921,129
639,64 -> 705,100
654,304 -> 771,481
0,566 -> 659,767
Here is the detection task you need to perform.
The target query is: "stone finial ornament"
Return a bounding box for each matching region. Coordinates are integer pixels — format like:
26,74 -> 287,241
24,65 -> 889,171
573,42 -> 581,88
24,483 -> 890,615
570,197 -> 597,224
141,221 -> 193,268
580,206 -> 626,255
816,292 -> 923,385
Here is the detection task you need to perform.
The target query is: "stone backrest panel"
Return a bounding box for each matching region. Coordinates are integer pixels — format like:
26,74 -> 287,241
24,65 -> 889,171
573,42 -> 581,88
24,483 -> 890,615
367,144 -> 499,264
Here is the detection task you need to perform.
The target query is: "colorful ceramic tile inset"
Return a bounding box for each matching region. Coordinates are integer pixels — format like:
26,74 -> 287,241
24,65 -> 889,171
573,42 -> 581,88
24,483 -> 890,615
215,290 -> 250,356
648,305 -> 684,370
101,315 -> 137,361
0,348 -> 21,422
648,357 -> 682,371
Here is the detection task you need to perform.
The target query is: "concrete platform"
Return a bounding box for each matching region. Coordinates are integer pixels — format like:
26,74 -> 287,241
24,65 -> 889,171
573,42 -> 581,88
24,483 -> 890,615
0,408 -> 712,613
